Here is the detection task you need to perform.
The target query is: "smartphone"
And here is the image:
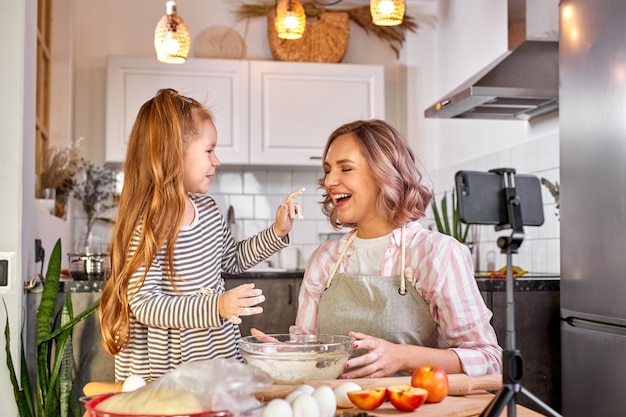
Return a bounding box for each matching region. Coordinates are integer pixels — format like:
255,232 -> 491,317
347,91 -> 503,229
455,170 -> 544,226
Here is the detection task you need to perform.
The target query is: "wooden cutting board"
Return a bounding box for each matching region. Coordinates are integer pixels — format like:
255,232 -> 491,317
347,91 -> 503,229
335,395 -> 490,417
255,374 -> 502,402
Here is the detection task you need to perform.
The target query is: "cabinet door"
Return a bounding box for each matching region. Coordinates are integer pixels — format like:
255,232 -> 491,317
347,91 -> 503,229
224,277 -> 301,337
249,61 -> 385,166
105,56 -> 249,164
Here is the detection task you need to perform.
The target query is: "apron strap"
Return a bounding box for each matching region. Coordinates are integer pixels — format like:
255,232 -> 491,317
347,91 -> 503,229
325,226 -> 413,293
325,231 -> 357,290
399,225 -> 407,295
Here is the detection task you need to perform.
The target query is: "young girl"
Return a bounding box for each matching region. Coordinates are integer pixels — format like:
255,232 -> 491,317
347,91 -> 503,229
254,119 -> 502,378
100,88 -> 303,381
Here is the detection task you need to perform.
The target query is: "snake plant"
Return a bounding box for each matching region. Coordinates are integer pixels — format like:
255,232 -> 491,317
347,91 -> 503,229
431,188 -> 470,243
3,239 -> 99,417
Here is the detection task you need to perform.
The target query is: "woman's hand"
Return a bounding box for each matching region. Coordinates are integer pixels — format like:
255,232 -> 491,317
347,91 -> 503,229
250,328 -> 282,343
273,188 -> 305,238
219,283 -> 265,324
342,331 -> 464,378
341,331 -> 405,379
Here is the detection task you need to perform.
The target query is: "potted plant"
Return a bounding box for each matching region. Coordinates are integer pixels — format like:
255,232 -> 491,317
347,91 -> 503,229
431,187 -> 470,244
3,239 -> 99,417
71,161 -> 117,248
69,161 -> 117,281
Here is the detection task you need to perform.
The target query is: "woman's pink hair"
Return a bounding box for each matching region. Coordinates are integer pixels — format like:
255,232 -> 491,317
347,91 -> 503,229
318,119 -> 432,229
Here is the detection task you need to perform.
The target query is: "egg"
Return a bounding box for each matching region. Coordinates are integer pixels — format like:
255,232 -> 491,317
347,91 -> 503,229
312,385 -> 336,417
263,398 -> 293,417
285,389 -> 306,405
333,381 -> 362,408
121,374 -> 146,392
295,384 -> 315,395
292,393 -> 320,417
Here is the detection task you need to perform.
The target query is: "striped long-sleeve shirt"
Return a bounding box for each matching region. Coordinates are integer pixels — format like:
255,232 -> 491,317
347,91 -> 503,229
114,193 -> 289,381
293,221 -> 502,377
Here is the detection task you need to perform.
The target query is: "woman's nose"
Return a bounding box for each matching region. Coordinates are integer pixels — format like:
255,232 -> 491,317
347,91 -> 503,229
324,171 -> 338,187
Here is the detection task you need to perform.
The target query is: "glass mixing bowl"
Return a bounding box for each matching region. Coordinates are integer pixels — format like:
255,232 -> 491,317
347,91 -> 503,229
239,334 -> 353,385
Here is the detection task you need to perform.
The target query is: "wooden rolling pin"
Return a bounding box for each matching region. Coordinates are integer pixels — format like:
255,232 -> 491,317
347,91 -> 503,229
256,373 -> 502,401
83,381 -> 124,397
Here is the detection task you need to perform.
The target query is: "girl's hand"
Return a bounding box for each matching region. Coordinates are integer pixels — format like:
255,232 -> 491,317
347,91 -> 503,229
219,283 -> 265,324
273,188 -> 305,238
341,331 -> 404,379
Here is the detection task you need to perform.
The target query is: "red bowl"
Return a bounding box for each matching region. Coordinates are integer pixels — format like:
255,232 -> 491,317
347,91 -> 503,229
83,393 -> 233,417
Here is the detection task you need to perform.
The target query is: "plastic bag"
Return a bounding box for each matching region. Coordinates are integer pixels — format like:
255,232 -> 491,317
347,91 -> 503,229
98,358 -> 272,416
155,358 -> 272,414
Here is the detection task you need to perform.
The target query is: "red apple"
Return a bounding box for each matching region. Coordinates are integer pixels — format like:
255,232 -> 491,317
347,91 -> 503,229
386,384 -> 428,412
346,387 -> 387,410
411,365 -> 449,403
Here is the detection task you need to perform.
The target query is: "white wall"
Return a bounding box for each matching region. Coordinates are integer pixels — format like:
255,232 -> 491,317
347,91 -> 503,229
0,0 -> 37,414
423,0 -> 560,273
67,0 -> 408,166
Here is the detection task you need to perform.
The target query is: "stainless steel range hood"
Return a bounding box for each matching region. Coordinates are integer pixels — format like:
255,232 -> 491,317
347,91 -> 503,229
424,0 -> 559,121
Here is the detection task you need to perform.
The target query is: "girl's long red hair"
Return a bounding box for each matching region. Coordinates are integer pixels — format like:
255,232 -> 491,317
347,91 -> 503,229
99,89 -> 213,355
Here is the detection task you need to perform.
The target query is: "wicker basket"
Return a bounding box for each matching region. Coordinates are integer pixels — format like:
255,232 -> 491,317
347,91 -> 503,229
267,7 -> 350,63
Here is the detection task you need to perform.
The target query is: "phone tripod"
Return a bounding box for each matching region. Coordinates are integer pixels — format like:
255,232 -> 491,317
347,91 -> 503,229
479,169 -> 561,417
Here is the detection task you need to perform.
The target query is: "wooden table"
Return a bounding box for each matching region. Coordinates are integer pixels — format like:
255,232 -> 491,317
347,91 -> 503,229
463,393 -> 545,417
82,375 -> 547,417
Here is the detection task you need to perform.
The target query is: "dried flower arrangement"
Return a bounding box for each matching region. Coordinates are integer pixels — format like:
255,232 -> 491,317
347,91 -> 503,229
72,160 -> 118,249
37,139 -> 83,217
235,3 -> 418,58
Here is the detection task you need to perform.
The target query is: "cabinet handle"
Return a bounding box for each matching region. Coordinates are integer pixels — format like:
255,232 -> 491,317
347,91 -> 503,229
309,156 -> 321,160
288,283 -> 293,305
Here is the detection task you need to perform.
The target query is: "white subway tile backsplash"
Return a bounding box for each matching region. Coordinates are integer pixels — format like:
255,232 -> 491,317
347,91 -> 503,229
230,194 -> 254,218
293,169 -> 322,193
254,194 -> 274,219
214,168 -> 243,194
267,169 -> 294,194
432,134 -> 560,274
302,194 -> 324,221
208,132 -> 561,275
241,219 -> 270,238
243,170 -> 269,194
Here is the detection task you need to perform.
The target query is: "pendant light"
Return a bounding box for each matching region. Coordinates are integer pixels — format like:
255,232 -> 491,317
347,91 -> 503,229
154,1 -> 191,64
275,0 -> 306,40
370,0 -> 405,26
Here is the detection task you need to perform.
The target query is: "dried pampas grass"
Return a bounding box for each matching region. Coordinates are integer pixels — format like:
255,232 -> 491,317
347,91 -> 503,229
235,3 -> 417,58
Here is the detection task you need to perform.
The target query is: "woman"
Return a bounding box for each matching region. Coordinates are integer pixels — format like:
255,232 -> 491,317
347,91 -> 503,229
286,119 -> 501,378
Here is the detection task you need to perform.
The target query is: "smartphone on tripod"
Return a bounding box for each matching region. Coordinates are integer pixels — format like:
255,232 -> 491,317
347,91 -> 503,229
455,170 -> 544,227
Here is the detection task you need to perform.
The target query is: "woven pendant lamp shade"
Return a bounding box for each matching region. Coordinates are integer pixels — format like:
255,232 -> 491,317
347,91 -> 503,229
154,1 -> 191,64
370,0 -> 405,26
275,0 -> 306,40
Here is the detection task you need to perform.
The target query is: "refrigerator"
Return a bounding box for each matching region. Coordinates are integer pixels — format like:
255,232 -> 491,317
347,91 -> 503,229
560,0 -> 626,416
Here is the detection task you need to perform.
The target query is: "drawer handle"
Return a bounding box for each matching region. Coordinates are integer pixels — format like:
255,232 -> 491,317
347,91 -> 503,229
288,283 -> 293,305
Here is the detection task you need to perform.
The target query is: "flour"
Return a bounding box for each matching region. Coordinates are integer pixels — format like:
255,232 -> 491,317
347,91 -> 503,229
244,352 -> 347,385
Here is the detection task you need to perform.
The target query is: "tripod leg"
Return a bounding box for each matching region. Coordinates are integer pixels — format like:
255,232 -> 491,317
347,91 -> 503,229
479,385 -> 516,417
519,387 -> 562,417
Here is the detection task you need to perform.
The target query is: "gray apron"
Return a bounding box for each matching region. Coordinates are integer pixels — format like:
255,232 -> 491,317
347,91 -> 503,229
318,226 -> 437,348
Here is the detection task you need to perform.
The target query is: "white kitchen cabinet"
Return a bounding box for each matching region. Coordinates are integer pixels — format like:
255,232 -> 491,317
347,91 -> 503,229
105,57 -> 384,166
105,56 -> 249,164
249,61 -> 385,166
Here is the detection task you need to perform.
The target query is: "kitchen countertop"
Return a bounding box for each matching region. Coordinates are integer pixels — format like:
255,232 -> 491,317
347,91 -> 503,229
57,271 -> 560,292
475,274 -> 560,291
